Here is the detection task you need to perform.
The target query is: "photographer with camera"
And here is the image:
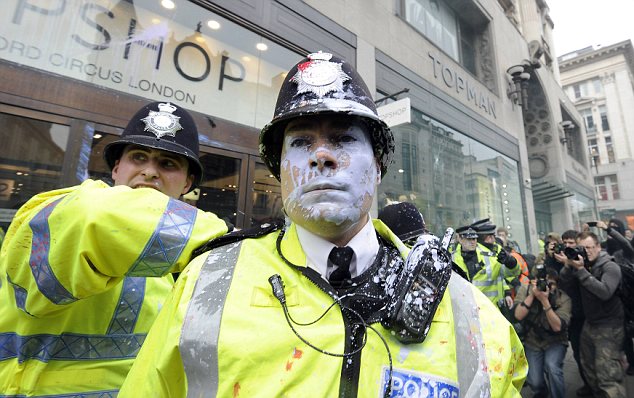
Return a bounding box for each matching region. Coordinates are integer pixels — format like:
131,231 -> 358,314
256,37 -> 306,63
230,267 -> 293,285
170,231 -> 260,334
560,231 -> 626,397
538,232 -> 566,274
553,230 -> 591,394
514,265 -> 571,398
595,219 -> 634,376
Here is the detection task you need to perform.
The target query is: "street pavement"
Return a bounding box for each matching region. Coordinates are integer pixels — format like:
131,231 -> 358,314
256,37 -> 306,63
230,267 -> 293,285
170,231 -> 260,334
520,347 -> 634,397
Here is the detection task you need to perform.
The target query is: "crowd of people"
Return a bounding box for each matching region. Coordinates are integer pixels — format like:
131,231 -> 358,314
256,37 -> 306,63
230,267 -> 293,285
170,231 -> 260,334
457,218 -> 632,398
378,203 -> 634,398
0,50 -> 630,398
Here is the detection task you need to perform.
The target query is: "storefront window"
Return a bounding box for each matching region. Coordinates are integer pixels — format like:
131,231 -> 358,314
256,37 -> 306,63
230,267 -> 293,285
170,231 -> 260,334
250,162 -> 283,226
0,112 -> 70,232
378,107 -> 527,251
569,192 -> 596,231
2,0 -> 298,128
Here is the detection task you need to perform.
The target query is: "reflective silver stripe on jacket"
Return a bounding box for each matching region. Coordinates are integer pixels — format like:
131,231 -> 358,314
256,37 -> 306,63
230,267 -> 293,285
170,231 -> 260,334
127,198 -> 198,277
28,197 -> 77,305
1,277 -> 147,362
180,241 -> 242,398
449,273 -> 492,397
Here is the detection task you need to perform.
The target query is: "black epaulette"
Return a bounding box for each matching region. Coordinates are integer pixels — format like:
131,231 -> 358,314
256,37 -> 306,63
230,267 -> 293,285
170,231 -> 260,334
451,261 -> 469,281
192,218 -> 285,258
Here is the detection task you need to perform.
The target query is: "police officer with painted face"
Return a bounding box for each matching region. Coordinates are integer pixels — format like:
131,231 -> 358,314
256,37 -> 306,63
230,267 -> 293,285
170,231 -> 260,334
0,102 -> 228,396
119,53 -> 526,397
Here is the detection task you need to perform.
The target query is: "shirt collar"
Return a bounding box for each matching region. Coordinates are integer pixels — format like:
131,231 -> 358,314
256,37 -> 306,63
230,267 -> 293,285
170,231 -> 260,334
295,218 -> 379,280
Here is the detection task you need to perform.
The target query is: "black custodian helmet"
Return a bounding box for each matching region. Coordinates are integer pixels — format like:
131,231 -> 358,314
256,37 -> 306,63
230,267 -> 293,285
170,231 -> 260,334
104,101 -> 203,192
259,51 -> 395,180
378,202 -> 426,242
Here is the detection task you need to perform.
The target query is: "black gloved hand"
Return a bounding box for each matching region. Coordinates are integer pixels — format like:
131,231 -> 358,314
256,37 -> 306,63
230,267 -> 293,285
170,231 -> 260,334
498,249 -> 517,268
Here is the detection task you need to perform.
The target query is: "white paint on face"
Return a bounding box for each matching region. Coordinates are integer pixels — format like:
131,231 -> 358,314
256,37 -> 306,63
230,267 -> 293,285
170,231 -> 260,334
280,115 -> 379,241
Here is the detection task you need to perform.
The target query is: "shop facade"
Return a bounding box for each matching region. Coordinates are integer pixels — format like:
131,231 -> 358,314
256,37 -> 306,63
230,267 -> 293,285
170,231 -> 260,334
1,0 -> 595,253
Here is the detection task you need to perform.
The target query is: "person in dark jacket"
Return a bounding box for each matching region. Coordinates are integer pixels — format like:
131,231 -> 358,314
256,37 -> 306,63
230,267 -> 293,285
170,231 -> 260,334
539,232 -> 565,274
596,219 -> 634,376
554,229 -> 590,394
560,231 -> 625,397
378,202 -> 427,247
515,268 -> 571,398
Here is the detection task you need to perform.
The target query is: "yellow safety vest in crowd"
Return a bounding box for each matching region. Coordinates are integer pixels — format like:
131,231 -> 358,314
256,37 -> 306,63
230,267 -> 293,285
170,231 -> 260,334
452,243 -> 519,304
0,179 -> 227,396
120,221 -> 527,397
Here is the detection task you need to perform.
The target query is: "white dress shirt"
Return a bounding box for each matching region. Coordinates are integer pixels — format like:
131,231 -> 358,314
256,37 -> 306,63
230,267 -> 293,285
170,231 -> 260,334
295,218 -> 380,280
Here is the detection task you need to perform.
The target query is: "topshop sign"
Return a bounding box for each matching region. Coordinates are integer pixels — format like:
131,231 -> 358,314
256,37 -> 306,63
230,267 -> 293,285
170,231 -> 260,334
1,0 -> 292,128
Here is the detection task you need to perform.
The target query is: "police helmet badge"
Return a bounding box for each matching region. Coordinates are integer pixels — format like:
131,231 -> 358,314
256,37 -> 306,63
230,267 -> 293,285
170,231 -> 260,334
290,52 -> 350,98
141,102 -> 183,138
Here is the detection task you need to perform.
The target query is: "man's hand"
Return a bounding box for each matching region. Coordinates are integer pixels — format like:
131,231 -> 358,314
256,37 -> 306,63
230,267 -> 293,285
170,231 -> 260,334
553,251 -> 568,266
504,295 -> 514,308
497,249 -> 517,268
570,255 -> 585,270
532,284 -> 550,304
497,248 -> 508,264
596,220 -> 608,231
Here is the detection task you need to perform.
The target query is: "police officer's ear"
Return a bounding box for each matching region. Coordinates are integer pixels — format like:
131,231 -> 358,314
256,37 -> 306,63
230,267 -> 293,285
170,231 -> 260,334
180,174 -> 194,196
111,159 -> 122,179
375,160 -> 381,184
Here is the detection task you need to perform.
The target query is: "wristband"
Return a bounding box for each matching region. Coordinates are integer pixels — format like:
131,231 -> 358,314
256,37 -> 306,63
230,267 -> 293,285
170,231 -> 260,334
520,301 -> 531,309
543,306 -> 552,312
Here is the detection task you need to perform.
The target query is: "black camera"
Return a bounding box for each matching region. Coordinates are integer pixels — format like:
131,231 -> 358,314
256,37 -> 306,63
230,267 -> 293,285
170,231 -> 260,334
553,243 -> 565,254
564,246 -> 588,263
535,264 -> 548,291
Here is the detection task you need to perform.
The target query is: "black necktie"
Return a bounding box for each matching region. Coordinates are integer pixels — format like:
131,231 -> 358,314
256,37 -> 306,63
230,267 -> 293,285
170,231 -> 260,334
328,246 -> 354,287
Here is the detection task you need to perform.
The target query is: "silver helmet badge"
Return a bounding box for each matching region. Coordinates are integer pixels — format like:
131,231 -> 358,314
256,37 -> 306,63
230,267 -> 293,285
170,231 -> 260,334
141,102 -> 183,138
291,52 -> 350,98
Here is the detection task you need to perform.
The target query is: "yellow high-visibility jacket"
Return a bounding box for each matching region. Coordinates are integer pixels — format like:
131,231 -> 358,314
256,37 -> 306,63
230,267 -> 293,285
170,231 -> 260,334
120,221 -> 527,397
0,179 -> 227,396
452,243 -> 519,304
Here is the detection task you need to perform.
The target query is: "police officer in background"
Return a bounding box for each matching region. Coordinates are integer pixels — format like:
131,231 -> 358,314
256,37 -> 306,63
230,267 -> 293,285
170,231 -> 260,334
453,221 -> 519,308
0,102 -> 228,396
474,219 -> 519,307
120,52 -> 527,397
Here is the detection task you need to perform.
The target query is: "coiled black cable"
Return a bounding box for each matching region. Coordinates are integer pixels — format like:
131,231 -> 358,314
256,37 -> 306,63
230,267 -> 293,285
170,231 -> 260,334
269,274 -> 393,397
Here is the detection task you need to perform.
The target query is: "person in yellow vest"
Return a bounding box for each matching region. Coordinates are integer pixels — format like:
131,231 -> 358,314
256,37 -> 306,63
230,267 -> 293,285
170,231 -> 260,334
497,228 -> 530,299
453,221 -> 520,308
0,102 -> 228,396
119,52 -> 526,397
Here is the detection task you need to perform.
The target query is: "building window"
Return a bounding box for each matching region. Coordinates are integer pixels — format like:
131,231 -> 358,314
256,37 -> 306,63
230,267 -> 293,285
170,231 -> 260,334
593,78 -> 602,95
401,139 -> 419,191
599,105 -> 610,131
401,0 -> 491,83
595,176 -> 607,200
594,175 -> 620,201
580,108 -> 596,133
572,81 -> 590,99
605,136 -> 615,163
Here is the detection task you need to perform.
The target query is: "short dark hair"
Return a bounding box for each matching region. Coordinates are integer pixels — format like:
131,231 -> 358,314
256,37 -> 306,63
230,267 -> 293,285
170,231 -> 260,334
546,268 -> 559,281
561,230 -> 577,241
576,231 -> 599,245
